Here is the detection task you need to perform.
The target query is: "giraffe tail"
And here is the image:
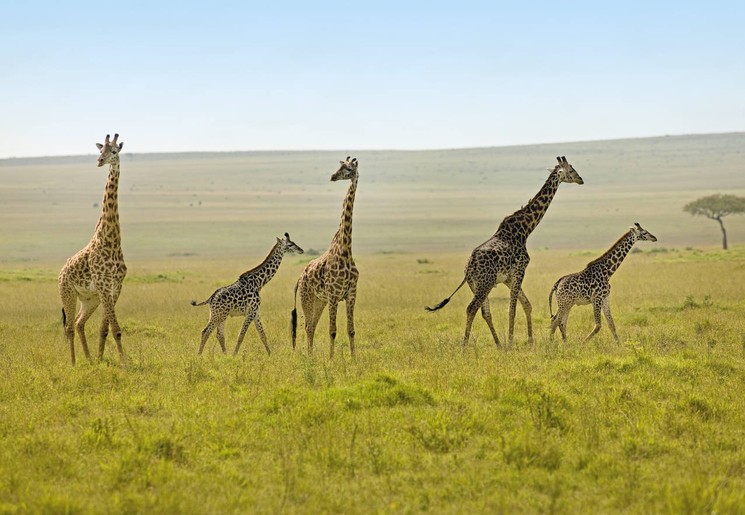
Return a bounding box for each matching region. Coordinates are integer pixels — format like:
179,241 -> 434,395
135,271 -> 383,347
425,277 -> 467,312
291,279 -> 299,349
61,308 -> 67,327
190,296 -> 211,307
548,279 -> 561,319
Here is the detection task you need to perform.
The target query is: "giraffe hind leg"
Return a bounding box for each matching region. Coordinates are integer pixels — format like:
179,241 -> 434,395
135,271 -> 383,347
479,298 -> 501,347
61,292 -> 78,365
75,297 -> 99,362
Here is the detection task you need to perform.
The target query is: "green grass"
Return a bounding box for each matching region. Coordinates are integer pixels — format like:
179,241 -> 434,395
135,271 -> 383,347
1,248 -> 745,513
1,135 -> 745,512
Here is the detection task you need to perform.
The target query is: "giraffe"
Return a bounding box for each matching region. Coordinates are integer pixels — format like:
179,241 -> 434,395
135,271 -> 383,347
192,233 -> 304,356
58,133 -> 127,366
426,156 -> 584,347
549,223 -> 657,343
292,157 -> 360,358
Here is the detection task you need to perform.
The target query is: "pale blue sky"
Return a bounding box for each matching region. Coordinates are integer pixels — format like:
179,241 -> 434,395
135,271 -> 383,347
1,1 -> 743,158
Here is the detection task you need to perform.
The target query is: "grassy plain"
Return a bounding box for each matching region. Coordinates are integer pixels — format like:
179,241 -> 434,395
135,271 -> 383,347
1,134 -> 745,513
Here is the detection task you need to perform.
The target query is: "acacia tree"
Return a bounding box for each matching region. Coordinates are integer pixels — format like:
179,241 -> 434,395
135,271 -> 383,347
684,194 -> 745,250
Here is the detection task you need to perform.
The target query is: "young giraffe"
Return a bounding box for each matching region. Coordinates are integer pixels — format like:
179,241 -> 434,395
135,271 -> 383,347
427,156 -> 584,347
549,223 -> 657,343
292,157 -> 360,358
192,233 -> 304,355
58,133 -> 127,366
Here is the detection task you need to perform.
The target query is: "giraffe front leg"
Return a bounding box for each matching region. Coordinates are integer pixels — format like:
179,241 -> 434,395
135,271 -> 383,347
602,297 -> 619,343
254,316 -> 271,355
234,309 -> 257,355
506,275 -> 525,348
517,288 -> 533,344
346,288 -> 357,359
328,301 -> 339,359
584,300 -> 603,343
101,300 -> 126,368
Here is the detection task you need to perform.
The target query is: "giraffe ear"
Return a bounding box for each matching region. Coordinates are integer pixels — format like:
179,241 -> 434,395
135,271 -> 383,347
118,142 -> 124,151
339,160 -> 345,165
96,143 -> 104,150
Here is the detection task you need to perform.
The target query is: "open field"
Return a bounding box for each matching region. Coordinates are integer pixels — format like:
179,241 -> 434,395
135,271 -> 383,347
1,133 -> 745,512
1,248 -> 745,513
2,133 -> 745,262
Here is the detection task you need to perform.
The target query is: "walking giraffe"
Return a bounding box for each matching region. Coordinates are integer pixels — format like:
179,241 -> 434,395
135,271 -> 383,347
58,133 -> 127,366
192,233 -> 304,355
427,156 -> 584,347
549,223 -> 657,343
292,157 -> 360,358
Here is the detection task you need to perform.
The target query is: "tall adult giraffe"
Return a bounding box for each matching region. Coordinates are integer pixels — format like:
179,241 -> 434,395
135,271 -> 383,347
292,157 -> 360,358
59,133 -> 127,366
549,223 -> 657,342
427,156 -> 584,347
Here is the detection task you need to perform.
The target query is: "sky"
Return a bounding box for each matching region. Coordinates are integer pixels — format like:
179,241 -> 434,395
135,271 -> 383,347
1,1 -> 743,158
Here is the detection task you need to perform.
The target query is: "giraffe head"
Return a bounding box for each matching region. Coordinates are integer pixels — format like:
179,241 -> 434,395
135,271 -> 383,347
630,222 -> 658,242
95,133 -> 123,167
550,156 -> 584,184
278,232 -> 304,254
331,156 -> 359,182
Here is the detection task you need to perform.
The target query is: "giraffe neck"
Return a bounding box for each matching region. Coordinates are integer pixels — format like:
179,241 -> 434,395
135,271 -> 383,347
93,160 -> 122,247
240,241 -> 285,288
496,171 -> 561,242
330,177 -> 357,256
589,230 -> 637,276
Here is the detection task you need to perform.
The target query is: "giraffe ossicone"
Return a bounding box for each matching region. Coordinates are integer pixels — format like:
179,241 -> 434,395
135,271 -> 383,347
549,223 -> 658,343
58,133 -> 127,366
192,233 -> 303,355
426,156 -> 584,347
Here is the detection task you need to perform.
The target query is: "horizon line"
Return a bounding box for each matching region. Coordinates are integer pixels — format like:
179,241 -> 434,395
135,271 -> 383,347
1,130 -> 742,161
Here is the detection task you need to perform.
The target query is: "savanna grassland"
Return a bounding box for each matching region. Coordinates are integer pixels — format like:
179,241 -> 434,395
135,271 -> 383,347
1,133 -> 745,513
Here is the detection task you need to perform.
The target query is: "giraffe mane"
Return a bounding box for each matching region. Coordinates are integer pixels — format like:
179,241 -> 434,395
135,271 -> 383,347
585,230 -> 633,267
239,241 -> 282,280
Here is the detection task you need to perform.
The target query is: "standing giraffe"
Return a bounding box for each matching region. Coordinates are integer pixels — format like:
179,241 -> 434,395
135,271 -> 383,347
427,156 -> 584,347
59,133 -> 127,366
192,233 -> 304,356
549,223 -> 657,343
292,157 -> 360,358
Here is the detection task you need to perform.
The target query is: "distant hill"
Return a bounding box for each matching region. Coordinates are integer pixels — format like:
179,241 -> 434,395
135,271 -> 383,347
1,132 -> 744,262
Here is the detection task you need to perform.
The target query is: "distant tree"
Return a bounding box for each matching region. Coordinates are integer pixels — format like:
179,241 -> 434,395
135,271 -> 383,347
684,194 -> 745,250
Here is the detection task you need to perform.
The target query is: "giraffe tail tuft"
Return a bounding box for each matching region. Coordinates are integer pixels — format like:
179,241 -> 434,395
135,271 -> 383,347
191,299 -> 208,307
425,277 -> 467,312
291,279 -> 299,349
425,298 -> 451,312
61,308 -> 66,327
